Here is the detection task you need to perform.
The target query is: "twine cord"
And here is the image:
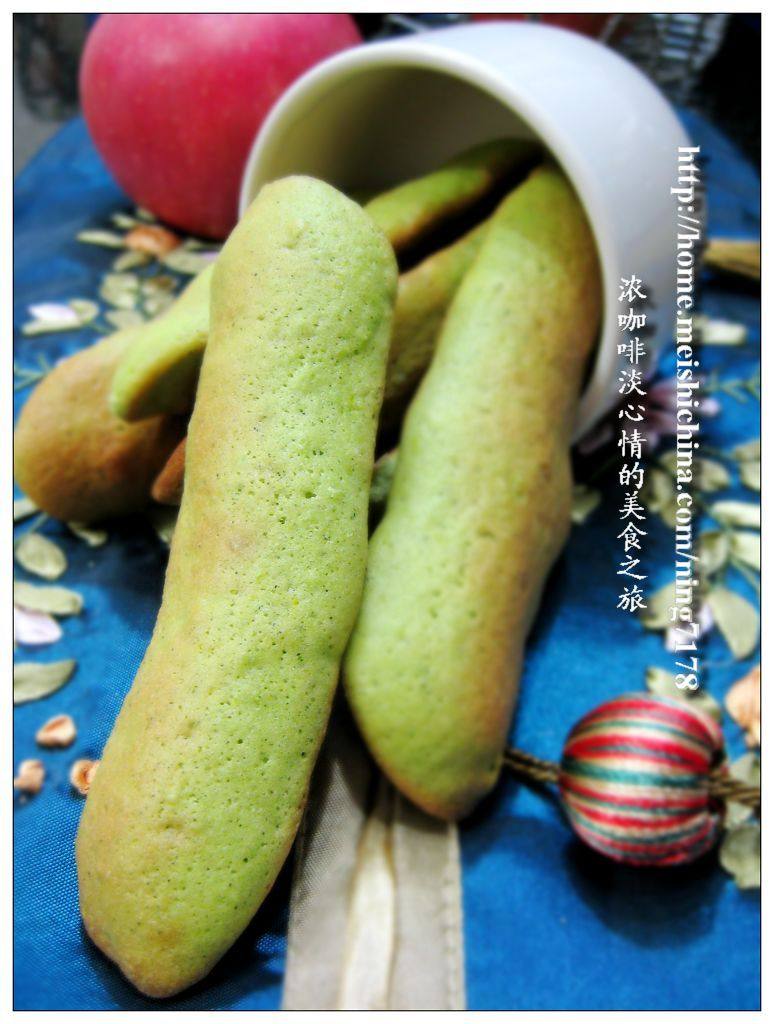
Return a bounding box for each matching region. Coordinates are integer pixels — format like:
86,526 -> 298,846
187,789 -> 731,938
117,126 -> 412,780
502,747 -> 560,786
707,768 -> 761,811
503,747 -> 760,812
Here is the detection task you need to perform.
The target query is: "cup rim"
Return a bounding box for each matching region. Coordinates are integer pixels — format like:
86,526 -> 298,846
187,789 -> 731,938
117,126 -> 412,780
240,30 -> 628,438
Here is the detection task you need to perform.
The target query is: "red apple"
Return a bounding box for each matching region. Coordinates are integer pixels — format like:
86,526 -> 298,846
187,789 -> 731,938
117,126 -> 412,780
80,14 -> 361,239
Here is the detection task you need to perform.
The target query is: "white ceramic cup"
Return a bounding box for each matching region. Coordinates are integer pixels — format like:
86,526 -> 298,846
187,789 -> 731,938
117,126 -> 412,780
240,21 -> 691,437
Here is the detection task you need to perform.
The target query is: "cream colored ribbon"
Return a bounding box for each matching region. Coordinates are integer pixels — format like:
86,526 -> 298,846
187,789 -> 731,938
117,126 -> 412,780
282,706 -> 465,1011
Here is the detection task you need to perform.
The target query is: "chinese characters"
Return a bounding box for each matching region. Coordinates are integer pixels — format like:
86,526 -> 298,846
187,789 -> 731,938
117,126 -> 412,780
616,275 -> 649,614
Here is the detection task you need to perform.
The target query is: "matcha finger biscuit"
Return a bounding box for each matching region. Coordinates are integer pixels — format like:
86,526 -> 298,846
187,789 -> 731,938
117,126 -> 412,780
381,220 -> 487,428
76,176 -> 396,997
365,137 -> 535,253
13,329 -> 184,523
344,165 -> 601,821
145,221 -> 489,509
150,436 -> 186,506
110,264 -> 212,422
107,222 -> 485,431
110,140 -> 534,424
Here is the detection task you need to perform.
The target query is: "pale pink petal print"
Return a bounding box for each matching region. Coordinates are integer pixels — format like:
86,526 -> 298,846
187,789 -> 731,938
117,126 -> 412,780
14,606 -> 63,646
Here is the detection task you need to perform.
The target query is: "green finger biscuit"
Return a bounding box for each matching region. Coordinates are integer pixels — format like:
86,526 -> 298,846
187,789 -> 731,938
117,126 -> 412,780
109,263 -> 213,422
142,221 -> 487,500
110,222 -> 486,431
381,220 -> 487,428
76,175 -> 397,998
364,137 -> 535,253
13,329 -> 184,523
344,164 -> 602,821
110,140 -> 533,425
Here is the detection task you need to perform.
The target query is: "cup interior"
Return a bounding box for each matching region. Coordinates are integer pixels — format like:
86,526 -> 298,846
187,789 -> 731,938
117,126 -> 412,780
242,60 -> 537,198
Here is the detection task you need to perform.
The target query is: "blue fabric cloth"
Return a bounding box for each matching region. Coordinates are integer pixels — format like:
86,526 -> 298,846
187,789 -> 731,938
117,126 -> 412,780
14,111 -> 759,1010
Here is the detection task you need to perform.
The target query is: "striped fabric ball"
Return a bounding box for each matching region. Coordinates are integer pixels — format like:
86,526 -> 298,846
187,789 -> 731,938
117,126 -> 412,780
558,693 -> 724,867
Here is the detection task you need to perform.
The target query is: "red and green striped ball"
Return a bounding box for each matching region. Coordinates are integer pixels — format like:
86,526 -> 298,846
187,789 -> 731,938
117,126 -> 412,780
558,693 -> 724,867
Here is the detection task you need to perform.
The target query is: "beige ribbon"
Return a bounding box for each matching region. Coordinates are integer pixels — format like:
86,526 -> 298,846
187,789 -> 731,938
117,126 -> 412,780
282,705 -> 465,1011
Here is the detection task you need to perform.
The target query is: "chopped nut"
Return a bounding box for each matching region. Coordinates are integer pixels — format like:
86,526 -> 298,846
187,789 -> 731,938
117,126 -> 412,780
14,759 -> 45,795
125,224 -> 180,257
70,758 -> 99,796
36,714 -> 77,749
726,665 -> 760,747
